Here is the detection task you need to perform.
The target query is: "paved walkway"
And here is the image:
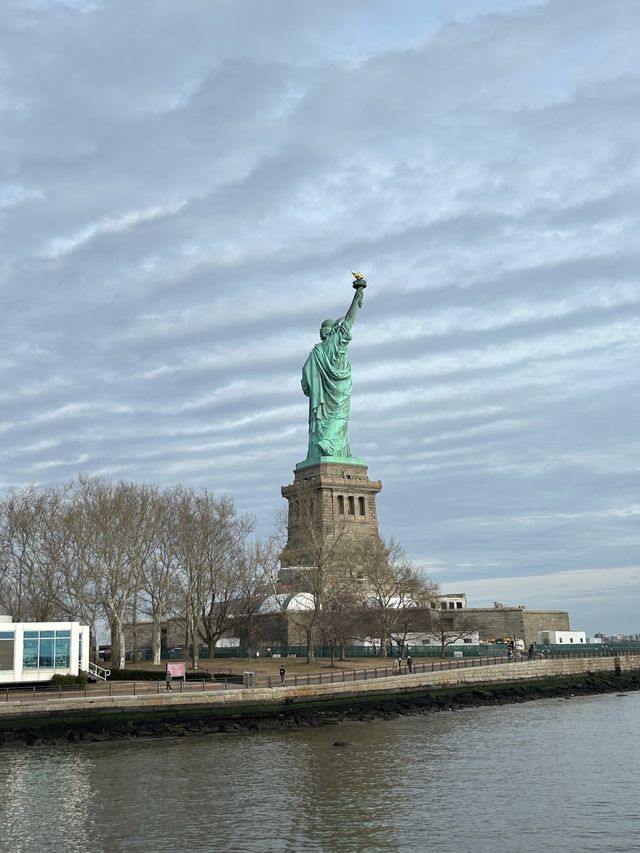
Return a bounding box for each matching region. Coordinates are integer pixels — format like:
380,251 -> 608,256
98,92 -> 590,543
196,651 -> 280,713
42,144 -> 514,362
5,651 -> 628,708
2,655 -> 515,704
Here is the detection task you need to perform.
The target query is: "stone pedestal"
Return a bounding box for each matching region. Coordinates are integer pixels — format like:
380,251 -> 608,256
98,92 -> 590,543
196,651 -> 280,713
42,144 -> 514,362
280,461 -> 382,571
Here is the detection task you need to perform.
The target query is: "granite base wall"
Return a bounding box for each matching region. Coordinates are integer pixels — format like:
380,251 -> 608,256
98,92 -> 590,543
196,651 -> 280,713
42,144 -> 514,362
1,656 -> 636,722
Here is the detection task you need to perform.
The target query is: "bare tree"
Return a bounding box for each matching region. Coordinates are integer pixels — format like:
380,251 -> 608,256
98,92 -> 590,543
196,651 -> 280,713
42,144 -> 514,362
73,477 -> 152,670
233,535 -> 279,652
275,487 -> 356,663
59,487 -> 105,663
317,576 -> 361,665
427,609 -> 478,658
173,488 -> 255,669
0,487 -> 35,620
135,486 -> 181,665
360,536 -> 439,657
0,541 -> 10,615
0,484 -> 73,621
195,498 -> 255,658
172,487 -> 206,671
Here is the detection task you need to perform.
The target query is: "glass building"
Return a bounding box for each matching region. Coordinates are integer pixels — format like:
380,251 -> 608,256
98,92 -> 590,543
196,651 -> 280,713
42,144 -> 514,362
0,617 -> 90,684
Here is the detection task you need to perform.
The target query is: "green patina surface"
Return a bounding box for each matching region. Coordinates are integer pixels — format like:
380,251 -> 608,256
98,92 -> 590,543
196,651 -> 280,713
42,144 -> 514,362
296,454 -> 366,471
298,277 -> 367,468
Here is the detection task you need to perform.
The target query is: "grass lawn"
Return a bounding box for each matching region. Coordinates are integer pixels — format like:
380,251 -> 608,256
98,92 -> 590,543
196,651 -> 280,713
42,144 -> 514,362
122,655 -> 405,678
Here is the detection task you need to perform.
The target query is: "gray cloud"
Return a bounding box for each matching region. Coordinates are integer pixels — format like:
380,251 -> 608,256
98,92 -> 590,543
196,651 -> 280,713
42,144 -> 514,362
1,0 -> 639,634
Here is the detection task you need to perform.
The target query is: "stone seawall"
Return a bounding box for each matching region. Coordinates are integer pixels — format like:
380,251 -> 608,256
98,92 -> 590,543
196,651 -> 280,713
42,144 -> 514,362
1,655 -> 638,745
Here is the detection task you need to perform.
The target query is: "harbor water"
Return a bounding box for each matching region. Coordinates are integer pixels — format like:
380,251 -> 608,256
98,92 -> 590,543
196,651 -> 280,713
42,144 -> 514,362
1,691 -> 639,852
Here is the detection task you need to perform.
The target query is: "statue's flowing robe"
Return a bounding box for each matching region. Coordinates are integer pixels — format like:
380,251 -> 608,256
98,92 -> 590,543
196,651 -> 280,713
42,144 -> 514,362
301,319 -> 352,460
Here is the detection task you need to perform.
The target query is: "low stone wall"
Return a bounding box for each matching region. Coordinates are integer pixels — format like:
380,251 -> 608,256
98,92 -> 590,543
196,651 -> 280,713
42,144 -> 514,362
0,655 -> 636,721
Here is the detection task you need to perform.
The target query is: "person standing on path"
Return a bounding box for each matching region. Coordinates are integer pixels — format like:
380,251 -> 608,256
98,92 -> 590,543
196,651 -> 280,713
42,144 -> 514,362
407,655 -> 413,674
280,665 -> 286,686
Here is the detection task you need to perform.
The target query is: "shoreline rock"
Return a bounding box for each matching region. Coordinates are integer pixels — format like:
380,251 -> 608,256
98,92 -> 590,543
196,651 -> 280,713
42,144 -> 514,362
1,670 -> 639,748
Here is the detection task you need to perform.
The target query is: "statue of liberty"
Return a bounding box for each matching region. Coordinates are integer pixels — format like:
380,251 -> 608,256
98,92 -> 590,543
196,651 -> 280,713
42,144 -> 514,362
298,274 -> 367,468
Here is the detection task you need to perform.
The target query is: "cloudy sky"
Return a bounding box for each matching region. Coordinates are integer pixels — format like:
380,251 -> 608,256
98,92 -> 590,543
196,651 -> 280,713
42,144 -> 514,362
2,0 -> 639,634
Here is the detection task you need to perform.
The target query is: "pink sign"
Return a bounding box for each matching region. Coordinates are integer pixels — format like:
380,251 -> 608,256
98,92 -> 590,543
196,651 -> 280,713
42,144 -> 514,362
167,662 -> 186,679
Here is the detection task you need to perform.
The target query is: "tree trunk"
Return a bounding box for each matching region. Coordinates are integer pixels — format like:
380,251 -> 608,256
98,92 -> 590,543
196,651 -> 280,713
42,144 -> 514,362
110,616 -> 126,670
306,627 -> 315,663
191,627 -> 200,671
89,624 -> 99,663
93,626 -> 100,665
187,610 -> 199,670
132,591 -> 138,662
379,630 -> 387,657
152,613 -> 162,666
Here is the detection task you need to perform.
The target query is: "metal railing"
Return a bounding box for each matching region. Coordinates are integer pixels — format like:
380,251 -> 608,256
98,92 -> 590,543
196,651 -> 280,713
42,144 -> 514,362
110,642 -> 640,664
2,650 -> 639,705
88,661 -> 111,681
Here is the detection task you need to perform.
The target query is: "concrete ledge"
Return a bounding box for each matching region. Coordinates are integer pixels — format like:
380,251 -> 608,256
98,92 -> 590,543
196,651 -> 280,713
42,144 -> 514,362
1,655 -> 637,720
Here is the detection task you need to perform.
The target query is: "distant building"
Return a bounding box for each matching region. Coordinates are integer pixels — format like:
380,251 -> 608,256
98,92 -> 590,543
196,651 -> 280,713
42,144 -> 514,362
594,633 -> 640,642
119,599 -> 572,657
537,630 -> 586,645
0,615 -> 90,685
405,630 -> 480,647
433,593 -> 467,610
249,601 -> 569,650
465,604 -> 571,646
280,463 -> 383,570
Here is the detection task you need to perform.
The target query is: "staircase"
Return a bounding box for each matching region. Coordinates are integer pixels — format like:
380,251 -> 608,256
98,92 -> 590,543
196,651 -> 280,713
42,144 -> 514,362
88,661 -> 111,681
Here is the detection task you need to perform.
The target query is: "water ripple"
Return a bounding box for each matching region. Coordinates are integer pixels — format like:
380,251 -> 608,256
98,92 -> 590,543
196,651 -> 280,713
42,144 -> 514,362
0,692 -> 639,852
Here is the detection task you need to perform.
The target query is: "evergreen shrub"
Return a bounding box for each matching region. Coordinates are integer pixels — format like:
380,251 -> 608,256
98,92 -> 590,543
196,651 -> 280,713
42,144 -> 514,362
50,672 -> 89,686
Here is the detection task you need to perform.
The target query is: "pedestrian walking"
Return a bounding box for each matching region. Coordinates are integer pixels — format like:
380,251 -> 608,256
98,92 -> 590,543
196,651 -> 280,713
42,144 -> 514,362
407,655 -> 413,673
528,644 -> 534,661
392,658 -> 399,675
279,665 -> 286,686
165,669 -> 172,692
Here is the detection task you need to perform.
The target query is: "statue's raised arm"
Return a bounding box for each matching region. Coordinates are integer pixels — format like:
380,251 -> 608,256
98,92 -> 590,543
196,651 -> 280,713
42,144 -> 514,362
344,272 -> 366,329
298,273 -> 368,468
